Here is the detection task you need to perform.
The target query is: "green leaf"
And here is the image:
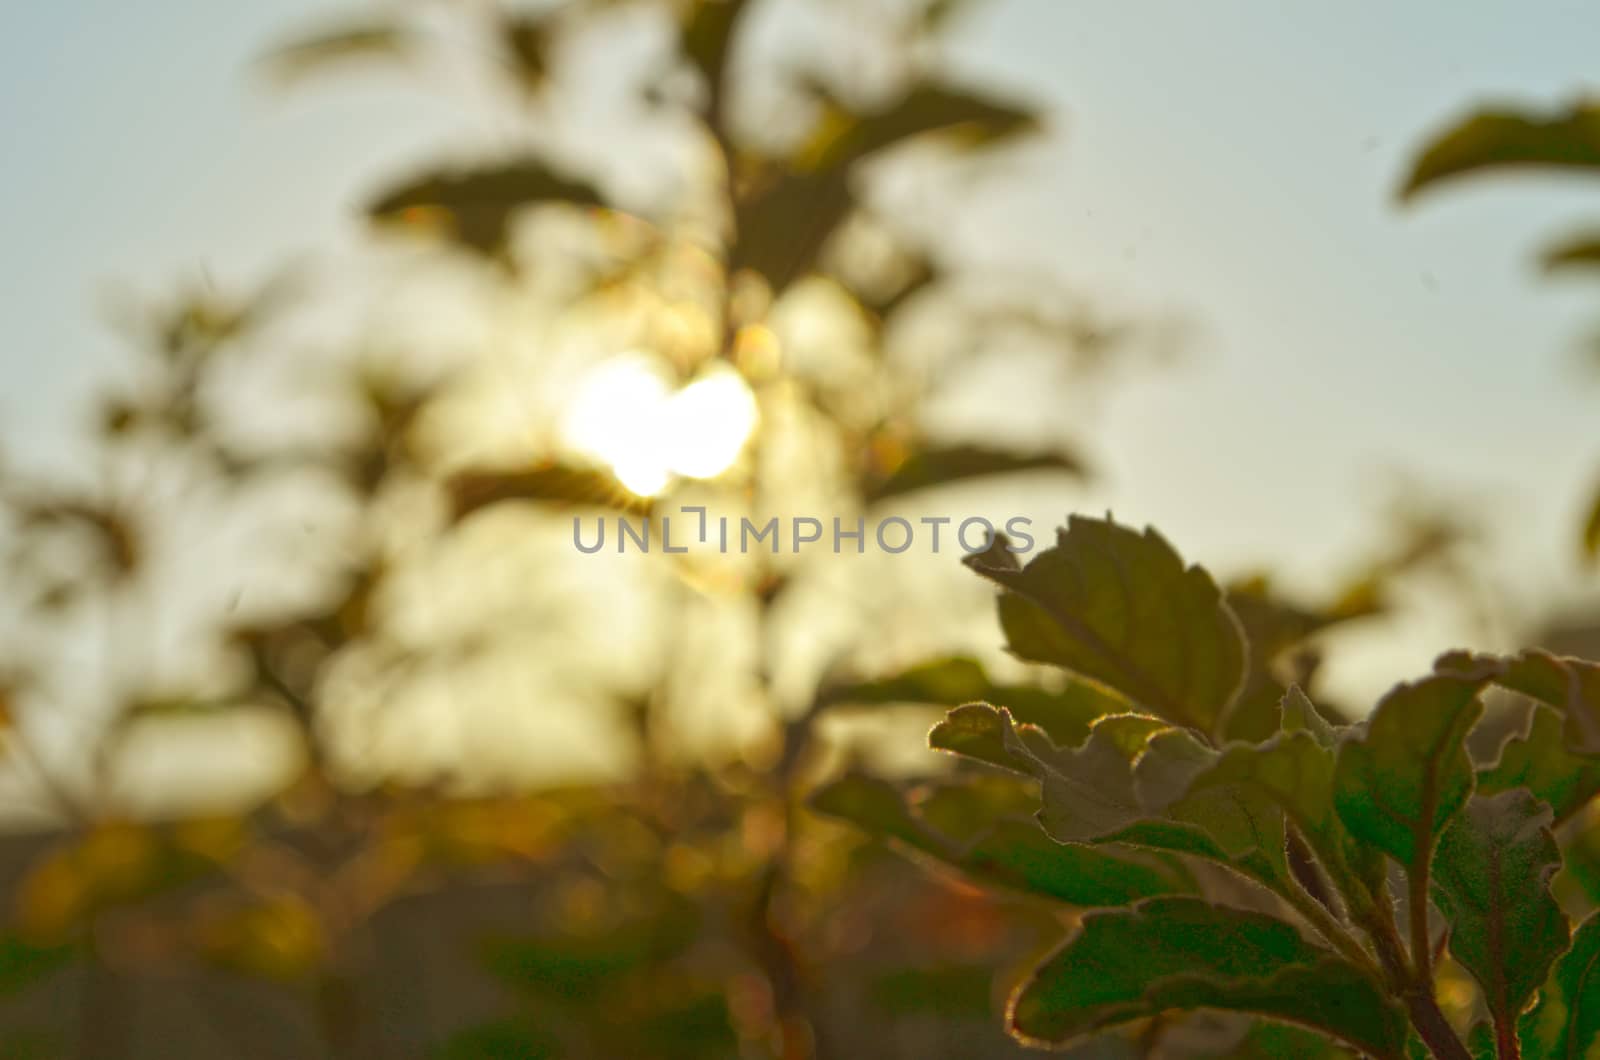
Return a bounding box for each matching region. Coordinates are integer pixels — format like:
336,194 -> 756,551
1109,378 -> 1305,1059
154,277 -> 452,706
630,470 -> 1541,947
929,705 -> 1165,838
368,160 -> 607,259
1134,729 -> 1301,890
1233,1021 -> 1361,1059
1281,685 -> 1342,748
931,703 -> 1311,894
1558,823 -> 1600,908
958,819 -> 1190,907
262,22 -> 413,85
1185,727 -> 1346,879
1007,898 -> 1407,1058
930,705 -> 1294,891
927,702 -> 1059,774
1332,670 -> 1490,867
1399,103 -> 1600,200
965,515 -> 1248,739
448,463 -> 651,522
1439,649 -> 1600,755
808,773 -> 1190,905
863,443 -> 1086,503
1520,909 -> 1600,1059
1479,705 -> 1600,824
1431,790 -> 1568,1039
819,655 -> 1125,747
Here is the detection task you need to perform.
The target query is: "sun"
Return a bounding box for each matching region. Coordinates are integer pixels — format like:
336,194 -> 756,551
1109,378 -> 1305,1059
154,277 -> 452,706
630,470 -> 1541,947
560,353 -> 759,497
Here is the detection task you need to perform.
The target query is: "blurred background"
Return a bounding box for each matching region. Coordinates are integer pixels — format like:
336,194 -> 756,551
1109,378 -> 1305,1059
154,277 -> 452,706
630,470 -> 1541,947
0,1 -> 1597,1056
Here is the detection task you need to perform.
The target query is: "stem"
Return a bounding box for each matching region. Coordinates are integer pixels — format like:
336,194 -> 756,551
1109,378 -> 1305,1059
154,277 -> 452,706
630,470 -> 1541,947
1494,1015 -> 1520,1060
1406,988 -> 1472,1060
1354,885 -> 1471,1060
1283,882 -> 1382,983
1409,850 -> 1434,985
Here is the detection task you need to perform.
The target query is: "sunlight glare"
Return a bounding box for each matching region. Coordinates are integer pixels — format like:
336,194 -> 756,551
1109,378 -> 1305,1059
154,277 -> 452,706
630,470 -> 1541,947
560,354 -> 759,496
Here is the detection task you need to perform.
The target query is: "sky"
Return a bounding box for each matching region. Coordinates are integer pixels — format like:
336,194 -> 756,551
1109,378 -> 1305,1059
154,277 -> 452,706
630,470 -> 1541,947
3,0 -> 1600,703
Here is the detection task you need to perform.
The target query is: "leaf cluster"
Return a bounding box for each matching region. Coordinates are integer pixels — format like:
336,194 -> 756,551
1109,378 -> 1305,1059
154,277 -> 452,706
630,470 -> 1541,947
816,514 -> 1600,1059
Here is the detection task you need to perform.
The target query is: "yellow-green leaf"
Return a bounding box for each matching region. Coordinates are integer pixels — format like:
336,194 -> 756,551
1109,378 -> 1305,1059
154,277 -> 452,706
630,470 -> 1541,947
965,515 -> 1248,739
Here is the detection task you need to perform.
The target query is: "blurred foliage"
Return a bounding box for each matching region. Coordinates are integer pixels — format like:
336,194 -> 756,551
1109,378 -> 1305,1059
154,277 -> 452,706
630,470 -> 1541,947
0,1 -> 1177,1056
0,3 -> 1590,1060
1402,93 -> 1600,566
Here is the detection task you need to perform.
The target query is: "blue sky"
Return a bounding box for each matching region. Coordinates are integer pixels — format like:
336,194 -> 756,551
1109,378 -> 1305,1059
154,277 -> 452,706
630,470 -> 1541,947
4,1 -> 1600,698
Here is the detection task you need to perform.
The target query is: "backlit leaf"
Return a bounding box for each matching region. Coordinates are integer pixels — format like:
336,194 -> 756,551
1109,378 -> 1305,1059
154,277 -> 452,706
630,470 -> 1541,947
927,702 -> 1057,774
1479,705 -> 1600,824
1007,897 -> 1406,1058
1439,649 -> 1600,755
1431,790 -> 1568,1038
1280,685 -> 1342,748
819,655 -> 1124,748
965,515 -> 1248,739
1185,726 -> 1350,884
1520,909 -> 1600,1059
1332,669 -> 1491,866
809,773 -> 1190,906
930,706 -> 1285,887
